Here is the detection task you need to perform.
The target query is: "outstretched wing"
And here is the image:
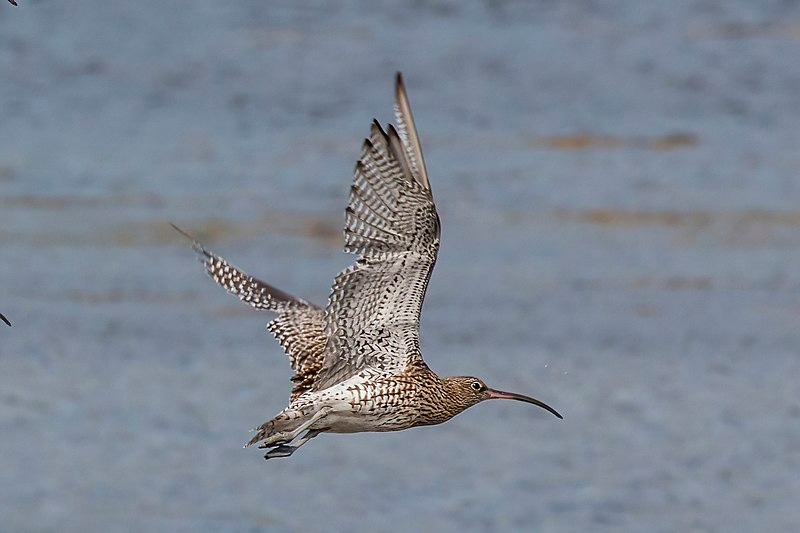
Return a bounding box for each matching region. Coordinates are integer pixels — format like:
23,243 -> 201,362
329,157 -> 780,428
173,225 -> 326,400
313,73 -> 440,391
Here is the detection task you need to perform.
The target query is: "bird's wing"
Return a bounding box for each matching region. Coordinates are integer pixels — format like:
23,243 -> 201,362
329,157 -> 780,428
313,73 -> 439,391
174,225 -> 326,399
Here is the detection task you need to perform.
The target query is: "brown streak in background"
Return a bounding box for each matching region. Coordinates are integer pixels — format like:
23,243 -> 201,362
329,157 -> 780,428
532,132 -> 698,151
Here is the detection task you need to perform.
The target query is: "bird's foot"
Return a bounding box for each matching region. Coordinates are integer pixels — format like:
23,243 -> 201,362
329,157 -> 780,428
264,445 -> 296,460
258,432 -> 292,448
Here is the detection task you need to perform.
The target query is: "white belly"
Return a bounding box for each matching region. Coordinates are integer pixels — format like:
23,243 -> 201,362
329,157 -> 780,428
296,373 -> 421,433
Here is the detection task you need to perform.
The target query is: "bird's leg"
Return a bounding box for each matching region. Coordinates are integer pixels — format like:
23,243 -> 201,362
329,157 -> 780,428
258,406 -> 332,448
264,429 -> 323,460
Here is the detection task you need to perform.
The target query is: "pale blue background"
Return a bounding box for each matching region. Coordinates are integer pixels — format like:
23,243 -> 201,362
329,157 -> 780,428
2,1 -> 800,531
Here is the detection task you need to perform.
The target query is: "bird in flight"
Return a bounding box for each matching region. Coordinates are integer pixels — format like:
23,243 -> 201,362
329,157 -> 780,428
176,73 -> 561,460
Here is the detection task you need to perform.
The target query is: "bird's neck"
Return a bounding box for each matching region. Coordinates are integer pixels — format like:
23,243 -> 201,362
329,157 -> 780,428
415,375 -> 473,427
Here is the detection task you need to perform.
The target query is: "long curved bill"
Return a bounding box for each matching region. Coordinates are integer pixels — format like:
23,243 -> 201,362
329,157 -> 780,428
486,388 -> 563,419
0,313 -> 10,327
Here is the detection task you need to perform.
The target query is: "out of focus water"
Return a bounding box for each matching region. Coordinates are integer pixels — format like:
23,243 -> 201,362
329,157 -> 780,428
2,1 -> 800,532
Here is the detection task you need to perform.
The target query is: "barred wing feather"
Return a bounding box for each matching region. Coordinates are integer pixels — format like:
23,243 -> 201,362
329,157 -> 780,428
179,229 -> 327,400
314,75 -> 439,390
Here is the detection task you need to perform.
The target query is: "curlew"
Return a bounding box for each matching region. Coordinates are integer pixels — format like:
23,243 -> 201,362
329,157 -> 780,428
175,73 -> 561,460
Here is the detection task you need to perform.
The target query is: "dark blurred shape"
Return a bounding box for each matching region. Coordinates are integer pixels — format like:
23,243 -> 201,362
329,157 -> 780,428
8,0 -> 18,6
0,313 -> 10,327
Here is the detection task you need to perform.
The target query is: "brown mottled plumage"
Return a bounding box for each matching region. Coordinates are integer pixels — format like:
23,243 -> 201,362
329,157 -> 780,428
176,73 -> 561,460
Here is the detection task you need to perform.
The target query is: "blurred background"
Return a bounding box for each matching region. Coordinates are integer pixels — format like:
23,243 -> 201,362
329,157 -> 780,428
2,1 -> 800,531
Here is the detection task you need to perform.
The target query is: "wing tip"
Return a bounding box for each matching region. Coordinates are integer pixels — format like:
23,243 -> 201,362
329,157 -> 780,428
370,118 -> 387,140
169,222 -> 213,263
169,222 -> 193,242
391,72 -> 431,192
395,71 -> 405,98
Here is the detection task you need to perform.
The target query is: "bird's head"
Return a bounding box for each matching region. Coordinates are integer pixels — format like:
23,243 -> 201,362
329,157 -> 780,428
442,376 -> 563,419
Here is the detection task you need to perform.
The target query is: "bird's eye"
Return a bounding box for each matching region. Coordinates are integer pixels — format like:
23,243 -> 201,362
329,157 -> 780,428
471,381 -> 483,392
